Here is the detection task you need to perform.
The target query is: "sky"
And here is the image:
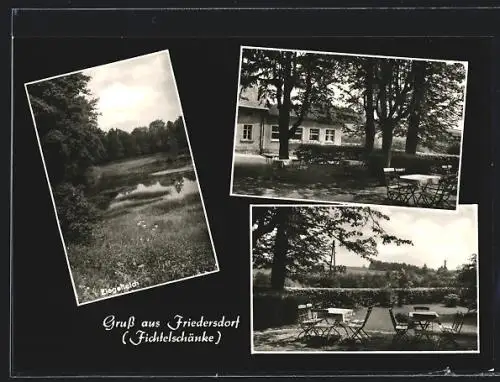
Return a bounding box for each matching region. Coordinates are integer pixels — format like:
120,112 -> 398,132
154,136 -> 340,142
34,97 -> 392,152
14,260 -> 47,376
332,204 -> 478,270
82,50 -> 182,132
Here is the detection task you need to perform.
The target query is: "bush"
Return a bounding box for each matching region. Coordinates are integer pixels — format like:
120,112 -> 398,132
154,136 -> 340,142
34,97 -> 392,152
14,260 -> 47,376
294,144 -> 367,164
253,291 -> 306,330
443,293 -> 461,307
379,287 -> 397,308
446,142 -> 461,156
53,182 -> 100,244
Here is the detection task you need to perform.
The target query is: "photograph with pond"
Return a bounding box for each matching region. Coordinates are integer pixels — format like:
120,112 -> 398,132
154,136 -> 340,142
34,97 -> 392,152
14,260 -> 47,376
232,46 -> 467,210
251,204 -> 478,353
25,50 -> 219,305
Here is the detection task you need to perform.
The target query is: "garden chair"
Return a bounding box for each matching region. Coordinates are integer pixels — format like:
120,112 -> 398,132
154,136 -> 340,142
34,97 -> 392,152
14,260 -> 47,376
437,311 -> 466,350
418,174 -> 458,209
344,306 -> 373,344
389,308 -> 410,344
296,303 -> 323,340
383,168 -> 415,205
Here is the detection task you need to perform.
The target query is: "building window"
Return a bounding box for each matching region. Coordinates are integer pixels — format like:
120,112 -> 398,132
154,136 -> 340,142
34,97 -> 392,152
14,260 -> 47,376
291,127 -> 303,141
242,124 -> 253,141
309,128 -> 320,141
325,129 -> 336,143
271,125 -> 279,140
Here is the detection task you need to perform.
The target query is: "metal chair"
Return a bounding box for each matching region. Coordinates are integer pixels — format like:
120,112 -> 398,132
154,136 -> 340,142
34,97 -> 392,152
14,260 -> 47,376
383,168 -> 415,205
419,174 -> 457,209
389,308 -> 410,344
296,303 -> 323,340
437,312 -> 466,349
344,306 -> 373,343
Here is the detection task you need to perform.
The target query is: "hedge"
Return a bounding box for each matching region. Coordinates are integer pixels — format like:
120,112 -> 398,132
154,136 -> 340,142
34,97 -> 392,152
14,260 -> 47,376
294,144 -> 460,180
294,144 -> 367,164
253,287 -> 462,330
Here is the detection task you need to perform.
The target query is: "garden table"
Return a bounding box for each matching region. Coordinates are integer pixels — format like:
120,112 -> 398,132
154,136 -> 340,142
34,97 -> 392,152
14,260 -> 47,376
399,174 -> 442,185
409,311 -> 440,341
312,308 -> 354,339
398,174 -> 442,206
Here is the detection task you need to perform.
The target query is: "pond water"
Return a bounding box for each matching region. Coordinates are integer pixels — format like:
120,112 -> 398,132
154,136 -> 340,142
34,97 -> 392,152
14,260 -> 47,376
108,173 -> 199,210
150,164 -> 193,176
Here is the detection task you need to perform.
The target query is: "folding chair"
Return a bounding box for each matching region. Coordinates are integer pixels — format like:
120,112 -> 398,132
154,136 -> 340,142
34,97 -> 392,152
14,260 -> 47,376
437,312 -> 466,349
419,175 -> 458,209
389,308 -> 410,344
344,306 -> 373,344
383,168 -> 415,205
296,303 -> 323,340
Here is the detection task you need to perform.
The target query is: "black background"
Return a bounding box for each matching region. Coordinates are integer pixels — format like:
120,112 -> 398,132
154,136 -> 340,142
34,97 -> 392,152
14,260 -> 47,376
10,6 -> 499,378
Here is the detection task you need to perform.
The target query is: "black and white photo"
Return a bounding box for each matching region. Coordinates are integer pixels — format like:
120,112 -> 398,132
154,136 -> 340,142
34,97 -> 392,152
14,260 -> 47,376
251,204 -> 479,353
231,46 -> 467,210
25,50 -> 219,305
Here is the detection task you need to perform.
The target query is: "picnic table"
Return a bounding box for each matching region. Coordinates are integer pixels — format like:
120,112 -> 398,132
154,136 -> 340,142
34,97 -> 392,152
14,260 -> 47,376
409,311 -> 440,341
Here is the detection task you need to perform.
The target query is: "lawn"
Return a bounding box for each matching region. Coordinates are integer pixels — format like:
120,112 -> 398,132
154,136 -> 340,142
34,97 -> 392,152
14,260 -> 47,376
253,305 -> 478,352
66,153 -> 217,304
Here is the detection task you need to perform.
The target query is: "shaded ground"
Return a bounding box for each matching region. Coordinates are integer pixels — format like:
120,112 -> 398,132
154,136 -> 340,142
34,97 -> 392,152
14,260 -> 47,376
253,305 -> 477,352
232,154 -> 456,208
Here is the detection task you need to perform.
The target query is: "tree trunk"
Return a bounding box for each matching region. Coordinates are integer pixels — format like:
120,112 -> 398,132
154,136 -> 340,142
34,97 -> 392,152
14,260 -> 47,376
405,62 -> 427,154
364,60 -> 376,153
365,118 -> 376,153
278,126 -> 290,159
405,115 -> 420,155
381,121 -> 394,167
270,209 -> 290,291
278,52 -> 294,160
329,239 -> 336,276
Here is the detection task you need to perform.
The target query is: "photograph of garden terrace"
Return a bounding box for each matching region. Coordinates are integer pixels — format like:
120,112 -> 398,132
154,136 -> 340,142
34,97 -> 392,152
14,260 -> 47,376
25,50 -> 218,305
231,47 -> 467,210
251,204 -> 478,353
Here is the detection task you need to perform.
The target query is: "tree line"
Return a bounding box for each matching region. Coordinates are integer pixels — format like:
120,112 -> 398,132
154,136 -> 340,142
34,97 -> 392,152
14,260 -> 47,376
369,259 -> 434,274
100,117 -> 187,163
27,72 -> 187,243
240,49 -> 466,164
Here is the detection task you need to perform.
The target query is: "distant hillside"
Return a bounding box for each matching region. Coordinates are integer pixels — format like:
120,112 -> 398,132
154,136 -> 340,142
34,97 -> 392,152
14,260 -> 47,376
343,266 -> 386,276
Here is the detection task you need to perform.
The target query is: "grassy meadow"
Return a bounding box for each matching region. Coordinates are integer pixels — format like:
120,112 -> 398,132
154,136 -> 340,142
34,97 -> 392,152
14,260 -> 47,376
66,153 -> 217,304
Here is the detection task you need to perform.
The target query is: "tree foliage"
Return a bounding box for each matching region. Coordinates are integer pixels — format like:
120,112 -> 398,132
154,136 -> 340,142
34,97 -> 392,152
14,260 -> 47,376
325,55 -> 466,158
27,73 -> 106,185
252,206 -> 413,290
101,116 -> 187,162
240,48 -> 341,159
456,254 -> 477,309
